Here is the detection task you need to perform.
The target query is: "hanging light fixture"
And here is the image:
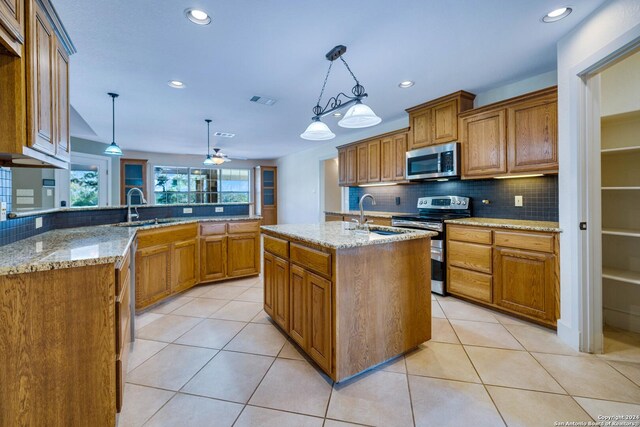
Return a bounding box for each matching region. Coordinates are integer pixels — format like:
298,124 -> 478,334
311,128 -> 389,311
211,148 -> 230,165
301,45 -> 381,140
104,92 -> 123,156
203,119 -> 216,165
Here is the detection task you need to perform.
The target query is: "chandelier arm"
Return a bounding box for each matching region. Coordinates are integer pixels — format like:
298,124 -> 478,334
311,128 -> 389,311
340,57 -> 360,86
312,92 -> 368,120
315,61 -> 333,109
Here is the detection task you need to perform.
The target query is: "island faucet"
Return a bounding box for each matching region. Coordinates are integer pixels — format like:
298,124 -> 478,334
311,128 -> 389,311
127,187 -> 148,223
358,193 -> 376,229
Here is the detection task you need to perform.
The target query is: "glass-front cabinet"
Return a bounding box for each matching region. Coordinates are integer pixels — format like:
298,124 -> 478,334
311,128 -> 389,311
255,166 -> 277,225
120,159 -> 148,205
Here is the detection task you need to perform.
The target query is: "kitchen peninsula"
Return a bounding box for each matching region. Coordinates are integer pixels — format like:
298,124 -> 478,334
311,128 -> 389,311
261,222 -> 434,382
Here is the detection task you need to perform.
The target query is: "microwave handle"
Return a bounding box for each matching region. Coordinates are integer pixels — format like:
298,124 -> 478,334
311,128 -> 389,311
437,154 -> 442,173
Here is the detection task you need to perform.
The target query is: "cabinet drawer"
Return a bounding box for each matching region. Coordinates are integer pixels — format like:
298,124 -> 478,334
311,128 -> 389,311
494,230 -> 554,253
116,273 -> 131,355
264,235 -> 289,259
448,241 -> 492,274
137,224 -> 197,248
448,266 -> 492,303
290,243 -> 332,278
228,221 -> 260,234
200,222 -> 226,236
115,250 -> 130,296
448,226 -> 492,244
116,314 -> 131,413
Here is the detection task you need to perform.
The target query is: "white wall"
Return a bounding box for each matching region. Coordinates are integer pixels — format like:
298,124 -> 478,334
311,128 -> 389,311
556,0 -> 640,349
277,70 -> 557,225
323,158 -> 341,212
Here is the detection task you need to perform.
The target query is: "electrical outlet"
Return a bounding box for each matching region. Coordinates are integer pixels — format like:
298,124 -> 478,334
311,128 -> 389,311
183,207 -> 193,214
514,196 -> 523,207
215,207 -> 224,213
35,217 -> 43,229
395,197 -> 401,206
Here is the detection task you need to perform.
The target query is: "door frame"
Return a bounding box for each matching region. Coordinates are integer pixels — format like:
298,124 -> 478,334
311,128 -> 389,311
318,154 -> 347,222
575,24 -> 640,353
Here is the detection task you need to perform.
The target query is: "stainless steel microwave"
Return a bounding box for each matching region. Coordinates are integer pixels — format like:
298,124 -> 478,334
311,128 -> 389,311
406,142 -> 460,180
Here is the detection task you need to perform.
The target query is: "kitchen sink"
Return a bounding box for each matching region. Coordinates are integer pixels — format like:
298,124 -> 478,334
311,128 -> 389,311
370,229 -> 405,236
116,218 -> 185,227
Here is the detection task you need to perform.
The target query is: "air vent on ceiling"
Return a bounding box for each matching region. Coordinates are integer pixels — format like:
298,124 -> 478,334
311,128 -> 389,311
250,95 -> 277,106
214,132 -> 235,138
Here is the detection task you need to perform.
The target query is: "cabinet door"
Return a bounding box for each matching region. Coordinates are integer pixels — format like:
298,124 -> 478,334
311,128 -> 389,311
346,146 -> 357,185
356,143 -> 368,184
28,3 -> 56,155
0,0 -> 24,56
135,244 -> 171,309
307,271 -> 332,373
380,137 -> 394,182
433,99 -> 458,143
172,238 -> 198,292
273,255 -> 290,331
54,39 -> 69,161
200,235 -> 227,282
393,133 -> 407,181
494,248 -> 555,322
367,140 -> 380,183
227,234 -> 259,277
263,252 -> 275,318
507,98 -> 558,173
461,109 -> 507,178
289,264 -> 307,347
120,159 -> 148,205
337,148 -> 347,186
410,108 -> 433,149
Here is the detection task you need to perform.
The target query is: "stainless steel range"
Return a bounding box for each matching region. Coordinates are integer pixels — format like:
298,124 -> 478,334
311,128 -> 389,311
391,196 -> 471,295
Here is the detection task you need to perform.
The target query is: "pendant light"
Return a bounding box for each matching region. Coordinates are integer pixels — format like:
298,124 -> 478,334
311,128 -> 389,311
212,148 -> 226,165
203,119 -> 216,165
104,93 -> 123,156
301,45 -> 381,141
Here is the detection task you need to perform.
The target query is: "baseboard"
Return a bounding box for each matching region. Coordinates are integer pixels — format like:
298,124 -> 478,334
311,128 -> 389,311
556,318 -> 581,351
604,307 -> 640,333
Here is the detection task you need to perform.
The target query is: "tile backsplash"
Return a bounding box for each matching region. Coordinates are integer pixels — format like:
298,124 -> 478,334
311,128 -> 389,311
0,168 -> 11,214
349,175 -> 558,221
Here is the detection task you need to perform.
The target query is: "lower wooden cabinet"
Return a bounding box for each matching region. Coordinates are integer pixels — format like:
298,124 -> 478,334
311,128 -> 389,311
172,238 -> 199,292
446,224 -> 559,327
228,233 -> 260,277
289,264 -> 307,346
200,235 -> 227,281
263,252 -> 275,318
306,271 -> 332,372
273,255 -> 290,331
136,244 -> 172,308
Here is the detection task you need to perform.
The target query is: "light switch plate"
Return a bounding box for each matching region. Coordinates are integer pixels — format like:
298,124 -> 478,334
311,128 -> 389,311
515,196 -> 523,207
215,207 -> 224,213
183,207 -> 193,214
35,217 -> 43,229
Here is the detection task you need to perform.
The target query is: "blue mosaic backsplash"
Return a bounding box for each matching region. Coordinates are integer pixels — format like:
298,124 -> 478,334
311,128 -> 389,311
0,203 -> 250,247
0,168 -> 11,213
349,175 -> 558,221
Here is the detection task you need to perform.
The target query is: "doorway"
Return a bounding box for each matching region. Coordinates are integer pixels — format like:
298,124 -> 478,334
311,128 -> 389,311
319,157 -> 343,221
583,44 -> 640,358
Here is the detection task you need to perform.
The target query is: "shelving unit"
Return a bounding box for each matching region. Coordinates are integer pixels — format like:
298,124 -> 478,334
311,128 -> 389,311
601,228 -> 640,238
602,268 -> 640,286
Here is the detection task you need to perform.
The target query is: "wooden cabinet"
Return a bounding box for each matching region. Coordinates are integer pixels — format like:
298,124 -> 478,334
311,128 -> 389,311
367,140 -> 380,182
0,0 -> 24,56
136,244 -> 172,308
346,145 -> 357,185
273,255 -> 290,331
289,264 -> 307,347
459,87 -> 558,179
307,270 -> 332,372
200,235 -> 227,281
356,143 -> 368,184
120,159 -> 148,204
338,148 -> 347,186
406,91 -> 476,150
446,224 -> 559,327
172,238 -> 198,292
381,133 -> 407,182
0,0 -> 73,168
227,234 -> 260,277
263,252 -> 275,318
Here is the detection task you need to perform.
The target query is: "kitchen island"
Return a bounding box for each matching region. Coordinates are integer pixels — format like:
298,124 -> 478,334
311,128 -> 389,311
261,222 -> 435,382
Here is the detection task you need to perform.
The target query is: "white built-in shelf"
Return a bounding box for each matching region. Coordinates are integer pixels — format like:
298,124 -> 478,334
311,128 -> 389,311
603,267 -> 640,285
602,228 -> 640,238
602,187 -> 640,190
601,145 -> 640,154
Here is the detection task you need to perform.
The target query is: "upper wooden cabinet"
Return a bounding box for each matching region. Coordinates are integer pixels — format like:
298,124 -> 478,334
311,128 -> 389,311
0,0 -> 74,168
120,159 -> 148,204
406,91 -> 476,150
338,128 -> 409,187
459,86 -> 558,179
0,0 -> 24,56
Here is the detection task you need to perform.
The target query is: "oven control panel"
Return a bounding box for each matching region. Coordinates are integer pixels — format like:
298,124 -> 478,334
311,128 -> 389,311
417,196 -> 470,210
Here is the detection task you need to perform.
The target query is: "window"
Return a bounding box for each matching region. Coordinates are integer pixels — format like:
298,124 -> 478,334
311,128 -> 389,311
70,165 -> 99,207
154,167 -> 250,204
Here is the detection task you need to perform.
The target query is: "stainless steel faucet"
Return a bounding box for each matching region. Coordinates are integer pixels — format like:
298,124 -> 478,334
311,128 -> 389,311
357,193 -> 376,229
127,188 -> 147,223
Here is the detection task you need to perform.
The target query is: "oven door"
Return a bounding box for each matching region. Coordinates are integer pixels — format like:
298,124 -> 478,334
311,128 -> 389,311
431,242 -> 445,296
405,143 -> 460,180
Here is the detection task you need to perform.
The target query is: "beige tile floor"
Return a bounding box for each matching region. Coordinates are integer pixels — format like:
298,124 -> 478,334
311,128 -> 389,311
119,277 -> 640,427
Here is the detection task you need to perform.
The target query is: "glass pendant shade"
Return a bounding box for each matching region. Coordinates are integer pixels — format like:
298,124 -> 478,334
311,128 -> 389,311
300,119 -> 335,140
212,156 -> 225,165
203,155 -> 215,165
104,142 -> 123,156
338,102 -> 382,128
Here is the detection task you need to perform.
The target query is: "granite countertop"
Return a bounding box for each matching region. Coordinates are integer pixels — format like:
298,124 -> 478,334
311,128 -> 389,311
261,222 -> 436,249
324,210 -> 413,219
0,215 -> 261,276
445,217 -> 561,232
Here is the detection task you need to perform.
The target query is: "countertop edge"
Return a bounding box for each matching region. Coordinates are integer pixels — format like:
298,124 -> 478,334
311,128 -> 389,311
445,218 -> 561,233
323,210 -> 412,219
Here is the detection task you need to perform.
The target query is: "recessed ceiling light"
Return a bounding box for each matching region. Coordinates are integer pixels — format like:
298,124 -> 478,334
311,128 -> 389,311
542,7 -> 572,22
332,112 -> 342,117
185,8 -> 211,25
168,80 -> 186,89
398,80 -> 415,88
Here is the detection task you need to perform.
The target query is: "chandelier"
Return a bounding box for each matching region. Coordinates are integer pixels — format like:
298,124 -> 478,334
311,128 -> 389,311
301,45 -> 381,141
